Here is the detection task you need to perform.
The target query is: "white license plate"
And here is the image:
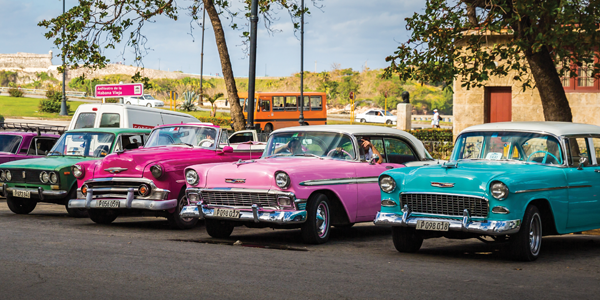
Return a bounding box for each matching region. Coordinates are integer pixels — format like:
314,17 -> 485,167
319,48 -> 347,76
97,200 -> 120,208
416,220 -> 450,231
214,208 -> 240,219
12,189 -> 31,199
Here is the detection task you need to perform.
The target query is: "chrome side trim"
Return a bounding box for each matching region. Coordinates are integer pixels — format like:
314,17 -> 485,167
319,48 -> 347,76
374,212 -> 521,235
299,176 -> 378,186
514,185 -> 592,194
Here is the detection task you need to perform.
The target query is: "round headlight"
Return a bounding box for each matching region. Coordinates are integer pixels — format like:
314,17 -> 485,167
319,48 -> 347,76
40,171 -> 49,184
185,169 -> 199,186
275,171 -> 290,189
490,181 -> 509,200
49,172 -> 58,184
150,165 -> 163,179
0,170 -> 5,181
138,183 -> 151,197
5,170 -> 12,181
379,175 -> 397,193
72,165 -> 84,179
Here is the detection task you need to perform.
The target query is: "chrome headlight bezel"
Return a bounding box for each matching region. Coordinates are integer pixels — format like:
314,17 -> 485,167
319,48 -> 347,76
490,181 -> 509,200
150,164 -> 163,179
5,170 -> 12,181
40,171 -> 49,184
72,164 -> 84,179
185,169 -> 199,186
275,171 -> 290,189
0,170 -> 5,181
49,172 -> 58,184
379,175 -> 397,193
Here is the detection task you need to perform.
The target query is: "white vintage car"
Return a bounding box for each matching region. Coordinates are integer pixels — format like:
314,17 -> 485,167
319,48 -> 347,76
123,95 -> 165,108
355,109 -> 397,125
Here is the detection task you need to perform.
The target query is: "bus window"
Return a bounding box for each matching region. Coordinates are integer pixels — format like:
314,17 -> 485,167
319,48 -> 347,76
311,96 -> 323,111
285,96 -> 297,111
260,99 -> 270,112
243,98 -> 257,113
301,96 -> 310,111
273,96 -> 284,111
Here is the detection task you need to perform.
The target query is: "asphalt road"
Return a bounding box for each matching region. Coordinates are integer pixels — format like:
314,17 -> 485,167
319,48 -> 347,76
1,200 -> 600,299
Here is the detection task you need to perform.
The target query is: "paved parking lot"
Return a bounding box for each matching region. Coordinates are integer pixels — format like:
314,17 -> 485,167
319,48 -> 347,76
1,200 -> 600,299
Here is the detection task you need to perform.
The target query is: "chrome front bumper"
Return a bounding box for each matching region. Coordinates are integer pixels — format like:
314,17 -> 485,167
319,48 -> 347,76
374,208 -> 521,235
3,185 -> 68,200
68,188 -> 177,210
180,204 -> 307,225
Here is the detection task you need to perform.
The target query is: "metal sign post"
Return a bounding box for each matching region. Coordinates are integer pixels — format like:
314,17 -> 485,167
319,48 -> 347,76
349,91 -> 355,125
246,0 -> 259,129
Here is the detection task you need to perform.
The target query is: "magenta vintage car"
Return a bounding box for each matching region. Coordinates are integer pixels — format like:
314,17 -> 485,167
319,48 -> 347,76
0,132 -> 60,164
67,123 -> 263,229
181,125 -> 440,244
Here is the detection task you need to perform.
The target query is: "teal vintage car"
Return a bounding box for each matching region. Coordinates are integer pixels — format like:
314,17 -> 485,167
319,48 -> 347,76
374,122 -> 600,261
0,128 -> 150,217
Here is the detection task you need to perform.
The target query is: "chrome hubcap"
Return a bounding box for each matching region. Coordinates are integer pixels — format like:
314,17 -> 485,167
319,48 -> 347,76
529,213 -> 542,256
316,202 -> 329,238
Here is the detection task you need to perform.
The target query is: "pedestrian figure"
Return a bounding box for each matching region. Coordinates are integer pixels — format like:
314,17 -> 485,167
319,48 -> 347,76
432,109 -> 441,128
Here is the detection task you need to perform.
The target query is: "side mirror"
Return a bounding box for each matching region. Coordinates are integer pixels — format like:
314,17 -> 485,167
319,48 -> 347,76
369,155 -> 379,165
219,146 -> 234,155
578,157 -> 587,170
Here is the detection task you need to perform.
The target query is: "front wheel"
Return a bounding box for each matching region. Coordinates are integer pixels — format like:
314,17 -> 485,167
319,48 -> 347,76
167,194 -> 198,229
6,196 -> 37,214
146,103 -> 152,107
509,205 -> 542,261
88,209 -> 119,224
65,187 -> 87,218
205,219 -> 234,238
301,193 -> 331,244
125,101 -> 131,105
392,227 -> 423,253
386,119 -> 392,125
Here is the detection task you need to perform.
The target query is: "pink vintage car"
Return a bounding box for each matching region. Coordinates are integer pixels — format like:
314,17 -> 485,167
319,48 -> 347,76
67,123 -> 263,229
181,125 -> 439,244
0,132 -> 60,164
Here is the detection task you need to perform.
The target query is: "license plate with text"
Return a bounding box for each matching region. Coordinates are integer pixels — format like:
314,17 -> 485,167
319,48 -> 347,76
214,208 -> 240,219
416,220 -> 450,231
12,189 -> 31,199
97,200 -> 120,208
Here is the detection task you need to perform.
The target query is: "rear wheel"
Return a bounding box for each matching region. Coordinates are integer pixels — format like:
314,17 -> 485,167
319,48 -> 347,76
509,205 -> 542,261
392,227 -> 423,253
301,193 -> 331,244
88,209 -> 119,224
205,219 -> 234,238
360,118 -> 366,123
167,193 -> 198,230
126,101 -> 131,105
6,196 -> 37,214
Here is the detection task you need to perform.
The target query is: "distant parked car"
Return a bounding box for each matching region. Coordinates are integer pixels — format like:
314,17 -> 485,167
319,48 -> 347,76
0,132 -> 60,165
355,109 -> 397,125
123,94 -> 165,108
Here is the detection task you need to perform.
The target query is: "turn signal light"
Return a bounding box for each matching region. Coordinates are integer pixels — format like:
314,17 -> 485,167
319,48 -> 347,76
81,184 -> 88,196
138,184 -> 151,197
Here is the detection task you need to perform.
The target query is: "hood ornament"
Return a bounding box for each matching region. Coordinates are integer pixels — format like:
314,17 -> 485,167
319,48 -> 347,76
442,162 -> 458,169
104,167 -> 128,174
225,178 -> 246,184
431,182 -> 455,188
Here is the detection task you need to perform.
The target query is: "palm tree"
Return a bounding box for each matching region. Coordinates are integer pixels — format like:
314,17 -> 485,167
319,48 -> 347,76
203,92 -> 224,117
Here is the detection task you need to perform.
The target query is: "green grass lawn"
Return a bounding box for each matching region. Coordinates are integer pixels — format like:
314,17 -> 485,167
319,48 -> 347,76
0,96 -> 88,120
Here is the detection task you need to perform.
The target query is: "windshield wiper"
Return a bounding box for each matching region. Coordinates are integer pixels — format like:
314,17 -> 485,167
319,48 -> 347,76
47,150 -> 64,156
293,153 -> 322,158
265,153 -> 292,159
172,143 -> 194,147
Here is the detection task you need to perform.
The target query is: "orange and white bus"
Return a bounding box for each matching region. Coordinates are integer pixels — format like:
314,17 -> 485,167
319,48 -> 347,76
239,92 -> 327,132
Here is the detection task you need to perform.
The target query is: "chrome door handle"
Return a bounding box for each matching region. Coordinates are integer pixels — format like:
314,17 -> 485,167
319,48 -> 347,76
595,169 -> 600,173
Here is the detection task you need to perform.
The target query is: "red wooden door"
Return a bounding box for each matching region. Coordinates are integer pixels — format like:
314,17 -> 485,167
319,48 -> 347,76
486,87 -> 512,123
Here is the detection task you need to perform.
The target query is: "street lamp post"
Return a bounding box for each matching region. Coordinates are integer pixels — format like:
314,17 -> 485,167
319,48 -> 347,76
246,0 -> 258,129
200,7 -> 206,106
59,0 -> 68,116
298,0 -> 305,126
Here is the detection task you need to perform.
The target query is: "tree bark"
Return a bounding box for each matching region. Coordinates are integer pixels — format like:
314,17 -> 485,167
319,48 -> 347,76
204,0 -> 246,131
524,46 -> 573,122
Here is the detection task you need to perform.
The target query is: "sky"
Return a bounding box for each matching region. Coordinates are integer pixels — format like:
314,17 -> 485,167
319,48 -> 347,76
0,0 -> 426,77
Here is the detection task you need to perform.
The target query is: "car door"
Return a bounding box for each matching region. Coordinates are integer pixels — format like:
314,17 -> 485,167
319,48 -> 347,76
373,111 -> 385,123
563,136 -> 600,229
364,111 -> 375,123
28,137 -> 59,156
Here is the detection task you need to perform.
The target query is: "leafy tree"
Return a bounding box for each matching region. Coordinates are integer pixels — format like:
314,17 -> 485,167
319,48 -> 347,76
38,0 -> 321,130
203,92 -> 225,117
384,0 -> 600,122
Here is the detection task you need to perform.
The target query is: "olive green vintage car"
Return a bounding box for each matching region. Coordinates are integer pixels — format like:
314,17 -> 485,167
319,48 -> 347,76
0,128 -> 150,217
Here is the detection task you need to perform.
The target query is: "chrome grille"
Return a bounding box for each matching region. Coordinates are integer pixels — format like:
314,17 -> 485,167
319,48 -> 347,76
201,191 -> 278,208
401,193 -> 489,218
86,179 -> 144,197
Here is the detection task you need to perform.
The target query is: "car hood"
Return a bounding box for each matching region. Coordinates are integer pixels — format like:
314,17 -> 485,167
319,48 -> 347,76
92,146 -> 219,178
388,160 -> 562,196
0,156 -> 97,171
199,157 -> 358,190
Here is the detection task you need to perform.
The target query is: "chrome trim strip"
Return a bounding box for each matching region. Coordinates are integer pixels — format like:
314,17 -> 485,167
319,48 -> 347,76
199,187 -> 295,198
374,212 -> 521,235
401,191 -> 486,198
514,185 -> 592,194
299,176 -> 378,186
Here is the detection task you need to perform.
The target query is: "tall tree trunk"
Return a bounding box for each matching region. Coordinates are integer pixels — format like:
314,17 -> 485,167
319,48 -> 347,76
525,46 -> 573,122
204,0 -> 245,131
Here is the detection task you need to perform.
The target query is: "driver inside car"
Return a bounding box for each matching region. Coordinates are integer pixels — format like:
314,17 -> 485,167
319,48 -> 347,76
274,137 -> 304,155
198,129 -> 216,148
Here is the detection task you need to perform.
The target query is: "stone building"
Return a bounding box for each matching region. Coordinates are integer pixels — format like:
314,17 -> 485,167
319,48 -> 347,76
453,34 -> 600,138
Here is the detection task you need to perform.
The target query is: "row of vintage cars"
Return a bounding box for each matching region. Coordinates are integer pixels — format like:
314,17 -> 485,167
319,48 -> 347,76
2,120 -> 600,261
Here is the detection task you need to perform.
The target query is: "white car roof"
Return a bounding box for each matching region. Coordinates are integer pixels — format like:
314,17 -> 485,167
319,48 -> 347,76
272,125 -> 427,157
461,122 -> 600,137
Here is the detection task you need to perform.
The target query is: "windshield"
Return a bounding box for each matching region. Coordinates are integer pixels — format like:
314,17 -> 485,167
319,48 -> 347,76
146,126 -> 219,149
452,131 -> 564,165
263,131 -> 356,160
384,111 -> 393,116
143,95 -> 156,100
0,135 -> 22,154
49,132 -> 115,157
